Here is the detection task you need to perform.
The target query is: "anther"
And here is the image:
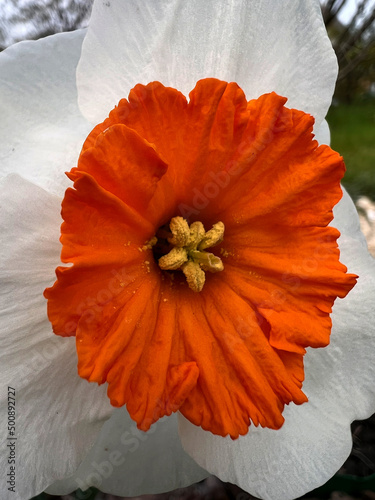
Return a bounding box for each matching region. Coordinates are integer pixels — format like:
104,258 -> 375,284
157,217 -> 225,292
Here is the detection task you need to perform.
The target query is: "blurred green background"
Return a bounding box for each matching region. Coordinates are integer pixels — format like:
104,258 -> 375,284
328,99 -> 375,201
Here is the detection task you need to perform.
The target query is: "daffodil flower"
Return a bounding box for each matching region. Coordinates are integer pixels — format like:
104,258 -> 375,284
1,2 -> 375,500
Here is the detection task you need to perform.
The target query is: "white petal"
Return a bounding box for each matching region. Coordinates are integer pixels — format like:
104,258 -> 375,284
179,189 -> 375,500
77,0 -> 336,126
314,119 -> 331,145
0,30 -> 91,196
47,409 -> 208,497
0,175 -> 113,500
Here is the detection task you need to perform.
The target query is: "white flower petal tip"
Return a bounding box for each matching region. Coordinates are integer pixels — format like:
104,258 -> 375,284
0,175 -> 113,500
77,0 -> 337,126
314,119 -> 331,145
0,30 -> 91,197
178,190 -> 375,500
46,409 -> 208,497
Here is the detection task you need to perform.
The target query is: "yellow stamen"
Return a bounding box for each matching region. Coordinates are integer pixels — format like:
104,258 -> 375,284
182,261 -> 206,292
198,222 -> 225,250
158,217 -> 225,292
168,217 -> 191,247
158,247 -> 188,270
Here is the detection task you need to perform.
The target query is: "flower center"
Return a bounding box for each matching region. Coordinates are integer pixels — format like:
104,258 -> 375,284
154,216 -> 225,292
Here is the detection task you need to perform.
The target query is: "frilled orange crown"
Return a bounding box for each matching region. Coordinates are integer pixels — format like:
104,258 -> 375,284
44,78 -> 357,439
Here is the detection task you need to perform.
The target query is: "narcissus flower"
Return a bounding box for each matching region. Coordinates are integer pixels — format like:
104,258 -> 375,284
1,1 -> 375,500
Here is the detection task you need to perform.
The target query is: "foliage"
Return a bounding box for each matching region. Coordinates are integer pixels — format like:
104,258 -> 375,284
327,99 -> 375,200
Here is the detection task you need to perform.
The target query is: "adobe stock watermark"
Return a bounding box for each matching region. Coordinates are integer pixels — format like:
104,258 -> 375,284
59,264 -> 134,336
73,421 -> 158,499
21,263 -> 135,383
177,109 -> 289,221
6,386 -> 16,493
53,101 -> 295,342
225,231 -> 338,346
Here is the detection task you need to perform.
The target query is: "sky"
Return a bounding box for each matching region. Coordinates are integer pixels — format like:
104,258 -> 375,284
336,0 -> 375,23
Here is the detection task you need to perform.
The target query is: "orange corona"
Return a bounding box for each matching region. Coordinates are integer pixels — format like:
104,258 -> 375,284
44,79 -> 357,439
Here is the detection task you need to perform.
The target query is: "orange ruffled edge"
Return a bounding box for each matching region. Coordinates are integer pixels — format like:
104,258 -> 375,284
45,79 -> 357,438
